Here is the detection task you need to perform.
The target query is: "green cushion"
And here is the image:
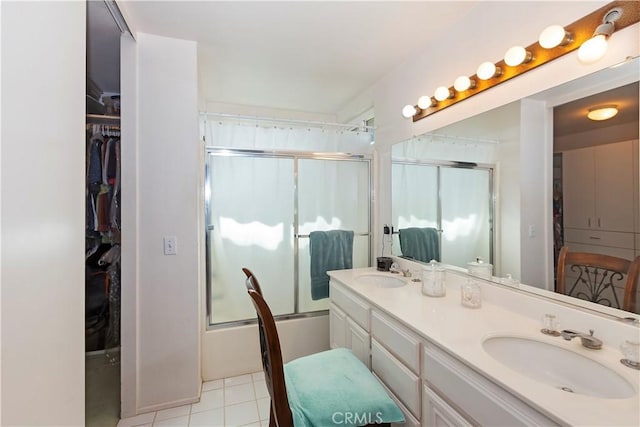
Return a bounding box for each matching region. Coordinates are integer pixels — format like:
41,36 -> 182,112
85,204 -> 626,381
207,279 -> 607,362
284,348 -> 405,427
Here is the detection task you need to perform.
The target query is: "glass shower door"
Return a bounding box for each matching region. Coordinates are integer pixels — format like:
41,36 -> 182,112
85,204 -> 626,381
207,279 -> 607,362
297,159 -> 371,312
440,167 -> 492,268
391,163 -> 439,255
207,154 -> 295,324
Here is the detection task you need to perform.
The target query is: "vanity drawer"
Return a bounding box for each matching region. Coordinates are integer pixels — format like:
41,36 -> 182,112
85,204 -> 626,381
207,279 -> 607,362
564,228 -> 634,249
372,339 -> 421,419
371,310 -> 421,374
374,373 -> 420,427
330,281 -> 370,331
423,343 -> 558,426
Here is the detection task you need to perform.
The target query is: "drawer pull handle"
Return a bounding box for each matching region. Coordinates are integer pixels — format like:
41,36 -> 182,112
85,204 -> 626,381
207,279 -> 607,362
589,236 -> 601,240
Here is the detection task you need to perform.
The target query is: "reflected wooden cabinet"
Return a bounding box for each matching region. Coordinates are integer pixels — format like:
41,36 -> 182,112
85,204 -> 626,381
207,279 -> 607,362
562,140 -> 636,233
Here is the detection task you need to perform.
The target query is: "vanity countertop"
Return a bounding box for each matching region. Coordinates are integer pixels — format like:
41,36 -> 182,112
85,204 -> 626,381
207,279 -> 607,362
328,267 -> 640,427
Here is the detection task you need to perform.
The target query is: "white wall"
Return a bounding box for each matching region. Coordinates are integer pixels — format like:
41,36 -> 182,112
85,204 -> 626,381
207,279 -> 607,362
496,136 -> 521,280
135,33 -> 201,413
1,1 -> 86,425
519,99 -> 552,287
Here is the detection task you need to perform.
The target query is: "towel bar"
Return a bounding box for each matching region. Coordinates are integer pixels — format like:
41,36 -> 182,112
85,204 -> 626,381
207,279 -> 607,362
296,232 -> 370,238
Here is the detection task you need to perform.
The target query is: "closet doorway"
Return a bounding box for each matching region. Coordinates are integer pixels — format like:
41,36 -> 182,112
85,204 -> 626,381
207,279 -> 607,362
86,1 -> 126,425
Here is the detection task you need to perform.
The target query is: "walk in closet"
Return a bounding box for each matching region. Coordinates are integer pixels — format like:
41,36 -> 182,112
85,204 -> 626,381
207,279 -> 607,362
86,1 -> 124,425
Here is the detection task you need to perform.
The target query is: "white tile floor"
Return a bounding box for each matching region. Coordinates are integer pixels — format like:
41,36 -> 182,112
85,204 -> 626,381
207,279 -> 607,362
117,372 -> 270,427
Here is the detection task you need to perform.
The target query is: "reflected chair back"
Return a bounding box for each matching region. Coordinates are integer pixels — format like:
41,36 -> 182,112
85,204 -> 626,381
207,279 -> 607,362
557,246 -> 639,313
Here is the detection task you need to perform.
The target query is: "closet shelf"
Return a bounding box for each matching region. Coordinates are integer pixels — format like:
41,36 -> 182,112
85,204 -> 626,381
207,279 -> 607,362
86,114 -> 121,124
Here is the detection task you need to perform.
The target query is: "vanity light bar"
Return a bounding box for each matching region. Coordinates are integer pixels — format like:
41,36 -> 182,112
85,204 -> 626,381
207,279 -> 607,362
410,0 -> 639,122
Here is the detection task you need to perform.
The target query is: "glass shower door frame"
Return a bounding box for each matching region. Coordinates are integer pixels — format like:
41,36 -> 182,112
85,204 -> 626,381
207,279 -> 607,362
204,148 -> 372,328
392,158 -> 495,267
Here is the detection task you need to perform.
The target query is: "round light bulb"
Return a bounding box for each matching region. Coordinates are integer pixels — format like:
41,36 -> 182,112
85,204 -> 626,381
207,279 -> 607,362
539,25 -> 569,49
453,76 -> 470,92
434,86 -> 452,101
477,62 -> 498,80
578,34 -> 608,63
504,46 -> 530,66
402,104 -> 417,118
417,96 -> 434,109
587,105 -> 618,121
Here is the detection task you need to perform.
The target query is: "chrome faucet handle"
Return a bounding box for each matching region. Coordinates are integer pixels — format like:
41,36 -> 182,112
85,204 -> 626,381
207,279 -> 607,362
561,329 -> 602,350
401,268 -> 412,278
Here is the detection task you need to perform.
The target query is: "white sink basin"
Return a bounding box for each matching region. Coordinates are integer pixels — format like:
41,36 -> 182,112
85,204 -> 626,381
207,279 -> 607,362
482,336 -> 635,399
354,273 -> 406,288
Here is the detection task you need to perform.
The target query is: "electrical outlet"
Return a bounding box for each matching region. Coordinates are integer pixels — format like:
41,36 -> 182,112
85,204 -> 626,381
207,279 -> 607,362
164,236 -> 177,255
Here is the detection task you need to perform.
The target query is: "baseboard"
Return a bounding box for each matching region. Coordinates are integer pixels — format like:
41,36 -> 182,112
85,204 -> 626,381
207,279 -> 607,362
136,391 -> 201,414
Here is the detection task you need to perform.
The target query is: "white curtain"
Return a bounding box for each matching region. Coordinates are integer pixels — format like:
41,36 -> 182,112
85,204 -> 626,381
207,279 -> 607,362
205,117 -> 373,153
392,134 -> 497,163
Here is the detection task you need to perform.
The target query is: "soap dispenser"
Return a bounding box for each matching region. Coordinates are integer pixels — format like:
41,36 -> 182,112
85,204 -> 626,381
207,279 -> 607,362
422,260 -> 446,297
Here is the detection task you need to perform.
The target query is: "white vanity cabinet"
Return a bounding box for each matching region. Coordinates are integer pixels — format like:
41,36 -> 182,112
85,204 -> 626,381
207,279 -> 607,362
329,281 -> 371,367
328,268 -> 639,426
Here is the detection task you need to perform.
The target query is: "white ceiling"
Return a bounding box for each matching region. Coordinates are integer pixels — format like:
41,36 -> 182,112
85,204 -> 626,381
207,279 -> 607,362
117,1 -> 478,114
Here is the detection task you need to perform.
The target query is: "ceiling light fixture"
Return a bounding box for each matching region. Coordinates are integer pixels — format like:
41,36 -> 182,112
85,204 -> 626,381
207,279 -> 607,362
587,105 -> 618,120
504,46 -> 533,66
453,75 -> 476,92
578,8 -> 620,63
538,25 -> 573,48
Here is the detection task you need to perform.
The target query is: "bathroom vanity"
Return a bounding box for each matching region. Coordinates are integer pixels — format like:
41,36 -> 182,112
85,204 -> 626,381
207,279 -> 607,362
328,263 -> 640,426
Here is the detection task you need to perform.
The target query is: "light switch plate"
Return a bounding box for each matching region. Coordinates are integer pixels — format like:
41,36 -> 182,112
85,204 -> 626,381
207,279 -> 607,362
164,236 -> 177,255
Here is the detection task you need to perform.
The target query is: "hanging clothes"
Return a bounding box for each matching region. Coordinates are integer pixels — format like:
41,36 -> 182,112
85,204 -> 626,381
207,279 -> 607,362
85,121 -> 121,352
85,126 -> 121,240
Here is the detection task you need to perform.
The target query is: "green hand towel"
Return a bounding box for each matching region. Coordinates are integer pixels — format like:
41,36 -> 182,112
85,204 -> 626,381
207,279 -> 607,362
309,230 -> 354,300
399,227 -> 440,263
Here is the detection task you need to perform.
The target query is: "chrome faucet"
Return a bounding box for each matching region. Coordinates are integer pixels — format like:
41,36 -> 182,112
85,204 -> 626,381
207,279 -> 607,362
560,329 -> 602,350
401,268 -> 412,278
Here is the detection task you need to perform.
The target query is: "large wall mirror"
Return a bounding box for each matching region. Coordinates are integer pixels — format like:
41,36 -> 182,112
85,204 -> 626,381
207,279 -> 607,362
391,57 -> 639,316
